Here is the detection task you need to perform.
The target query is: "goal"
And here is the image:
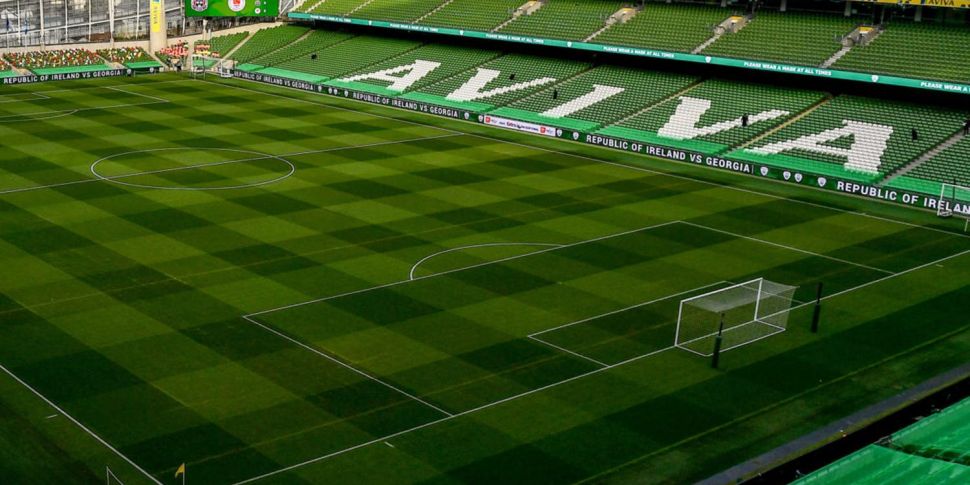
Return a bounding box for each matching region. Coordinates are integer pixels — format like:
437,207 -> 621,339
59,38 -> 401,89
675,278 -> 798,356
936,182 -> 970,219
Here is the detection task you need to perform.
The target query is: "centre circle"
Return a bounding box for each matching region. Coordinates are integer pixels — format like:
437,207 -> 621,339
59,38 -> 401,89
90,147 -> 295,191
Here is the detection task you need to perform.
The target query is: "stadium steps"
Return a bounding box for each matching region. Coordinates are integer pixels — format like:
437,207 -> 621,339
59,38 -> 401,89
821,27 -> 881,68
416,0 -> 456,23
221,32 -> 256,63
878,131 -> 966,187
492,1 -> 545,33
734,94 -> 834,150
692,15 -> 747,54
349,0 -> 378,16
303,0 -> 331,13
609,79 -> 706,127
820,45 -> 852,69
583,6 -> 639,42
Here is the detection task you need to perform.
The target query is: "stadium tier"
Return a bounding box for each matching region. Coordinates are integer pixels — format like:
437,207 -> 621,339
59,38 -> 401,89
305,0 -> 371,15
229,26 -> 310,64
327,43 -> 502,95
732,96 -> 968,183
490,66 -> 699,131
418,0 -> 522,31
401,54 -> 592,111
352,0 -> 449,23
3,49 -> 111,75
497,0 -> 624,40
201,32 -> 249,58
601,79 -> 826,153
97,47 -> 161,69
594,3 -> 733,52
890,135 -> 970,195
271,36 -> 423,82
701,12 -> 858,67
834,22 -> 970,84
238,30 -> 356,71
796,397 -> 970,484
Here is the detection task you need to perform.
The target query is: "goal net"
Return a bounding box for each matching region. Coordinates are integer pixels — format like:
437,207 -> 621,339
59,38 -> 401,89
675,278 -> 798,356
190,55 -> 234,79
936,182 -> 970,219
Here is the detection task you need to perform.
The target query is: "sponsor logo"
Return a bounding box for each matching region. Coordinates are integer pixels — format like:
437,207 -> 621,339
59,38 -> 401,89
705,56 -> 712,63
783,171 -> 791,181
871,75 -> 880,82
794,173 -> 803,183
760,166 -> 769,176
572,132 -> 579,140
191,0 -> 208,12
228,0 -> 245,12
818,177 -> 827,187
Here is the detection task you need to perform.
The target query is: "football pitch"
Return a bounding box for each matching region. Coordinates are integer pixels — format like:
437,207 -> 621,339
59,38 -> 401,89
0,74 -> 968,484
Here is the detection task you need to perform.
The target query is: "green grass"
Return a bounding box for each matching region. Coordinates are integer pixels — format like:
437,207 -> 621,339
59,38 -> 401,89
0,73 -> 968,484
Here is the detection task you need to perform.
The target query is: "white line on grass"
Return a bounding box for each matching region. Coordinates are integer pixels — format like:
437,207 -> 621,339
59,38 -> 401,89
409,242 -> 563,280
0,133 -> 462,196
232,343 -> 679,485
0,100 -> 167,122
246,220 -> 682,318
104,85 -> 172,104
529,281 -> 729,338
234,247 -> 970,484
528,335 -> 609,367
0,363 -> 163,485
216,75 -> 970,239
242,315 -> 453,417
679,220 -> 898,275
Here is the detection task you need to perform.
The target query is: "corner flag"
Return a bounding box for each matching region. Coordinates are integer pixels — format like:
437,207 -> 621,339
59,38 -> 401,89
175,463 -> 186,483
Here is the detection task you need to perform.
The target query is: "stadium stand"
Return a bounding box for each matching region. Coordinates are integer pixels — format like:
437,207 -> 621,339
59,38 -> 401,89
0,57 -> 12,71
490,65 -> 699,131
3,49 -> 110,75
595,2 -> 732,52
229,26 -> 309,64
733,96 -> 968,182
894,136 -> 970,194
834,21 -> 970,83
795,397 -> 970,484
600,79 -> 825,153
352,0 -> 449,23
403,53 -> 592,111
271,35 -> 422,81
157,41 -> 188,67
702,12 -> 858,66
202,32 -> 249,58
418,0 -> 522,31
327,43 -> 502,94
497,0 -> 624,40
97,47 -> 161,69
306,0 -> 373,16
239,30 -> 355,70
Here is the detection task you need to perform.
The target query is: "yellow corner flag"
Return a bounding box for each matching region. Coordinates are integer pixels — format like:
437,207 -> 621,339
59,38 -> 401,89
175,463 -> 186,478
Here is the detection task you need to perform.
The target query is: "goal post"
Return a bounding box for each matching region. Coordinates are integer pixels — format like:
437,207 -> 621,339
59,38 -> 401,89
675,278 -> 798,357
190,55 -> 234,79
936,182 -> 970,219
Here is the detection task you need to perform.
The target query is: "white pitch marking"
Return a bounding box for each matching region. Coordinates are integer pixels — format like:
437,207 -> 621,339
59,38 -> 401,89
0,363 -> 163,485
0,133 -> 463,196
232,243 -> 970,484
45,414 -> 58,419
409,242 -> 563,280
528,335 -> 608,367
679,220 -> 897,275
219,74 -> 970,239
243,315 -> 454,418
246,220 -> 682,318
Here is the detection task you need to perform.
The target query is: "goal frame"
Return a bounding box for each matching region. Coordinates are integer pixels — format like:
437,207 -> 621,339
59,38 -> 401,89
936,182 -> 970,217
674,278 -> 796,357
